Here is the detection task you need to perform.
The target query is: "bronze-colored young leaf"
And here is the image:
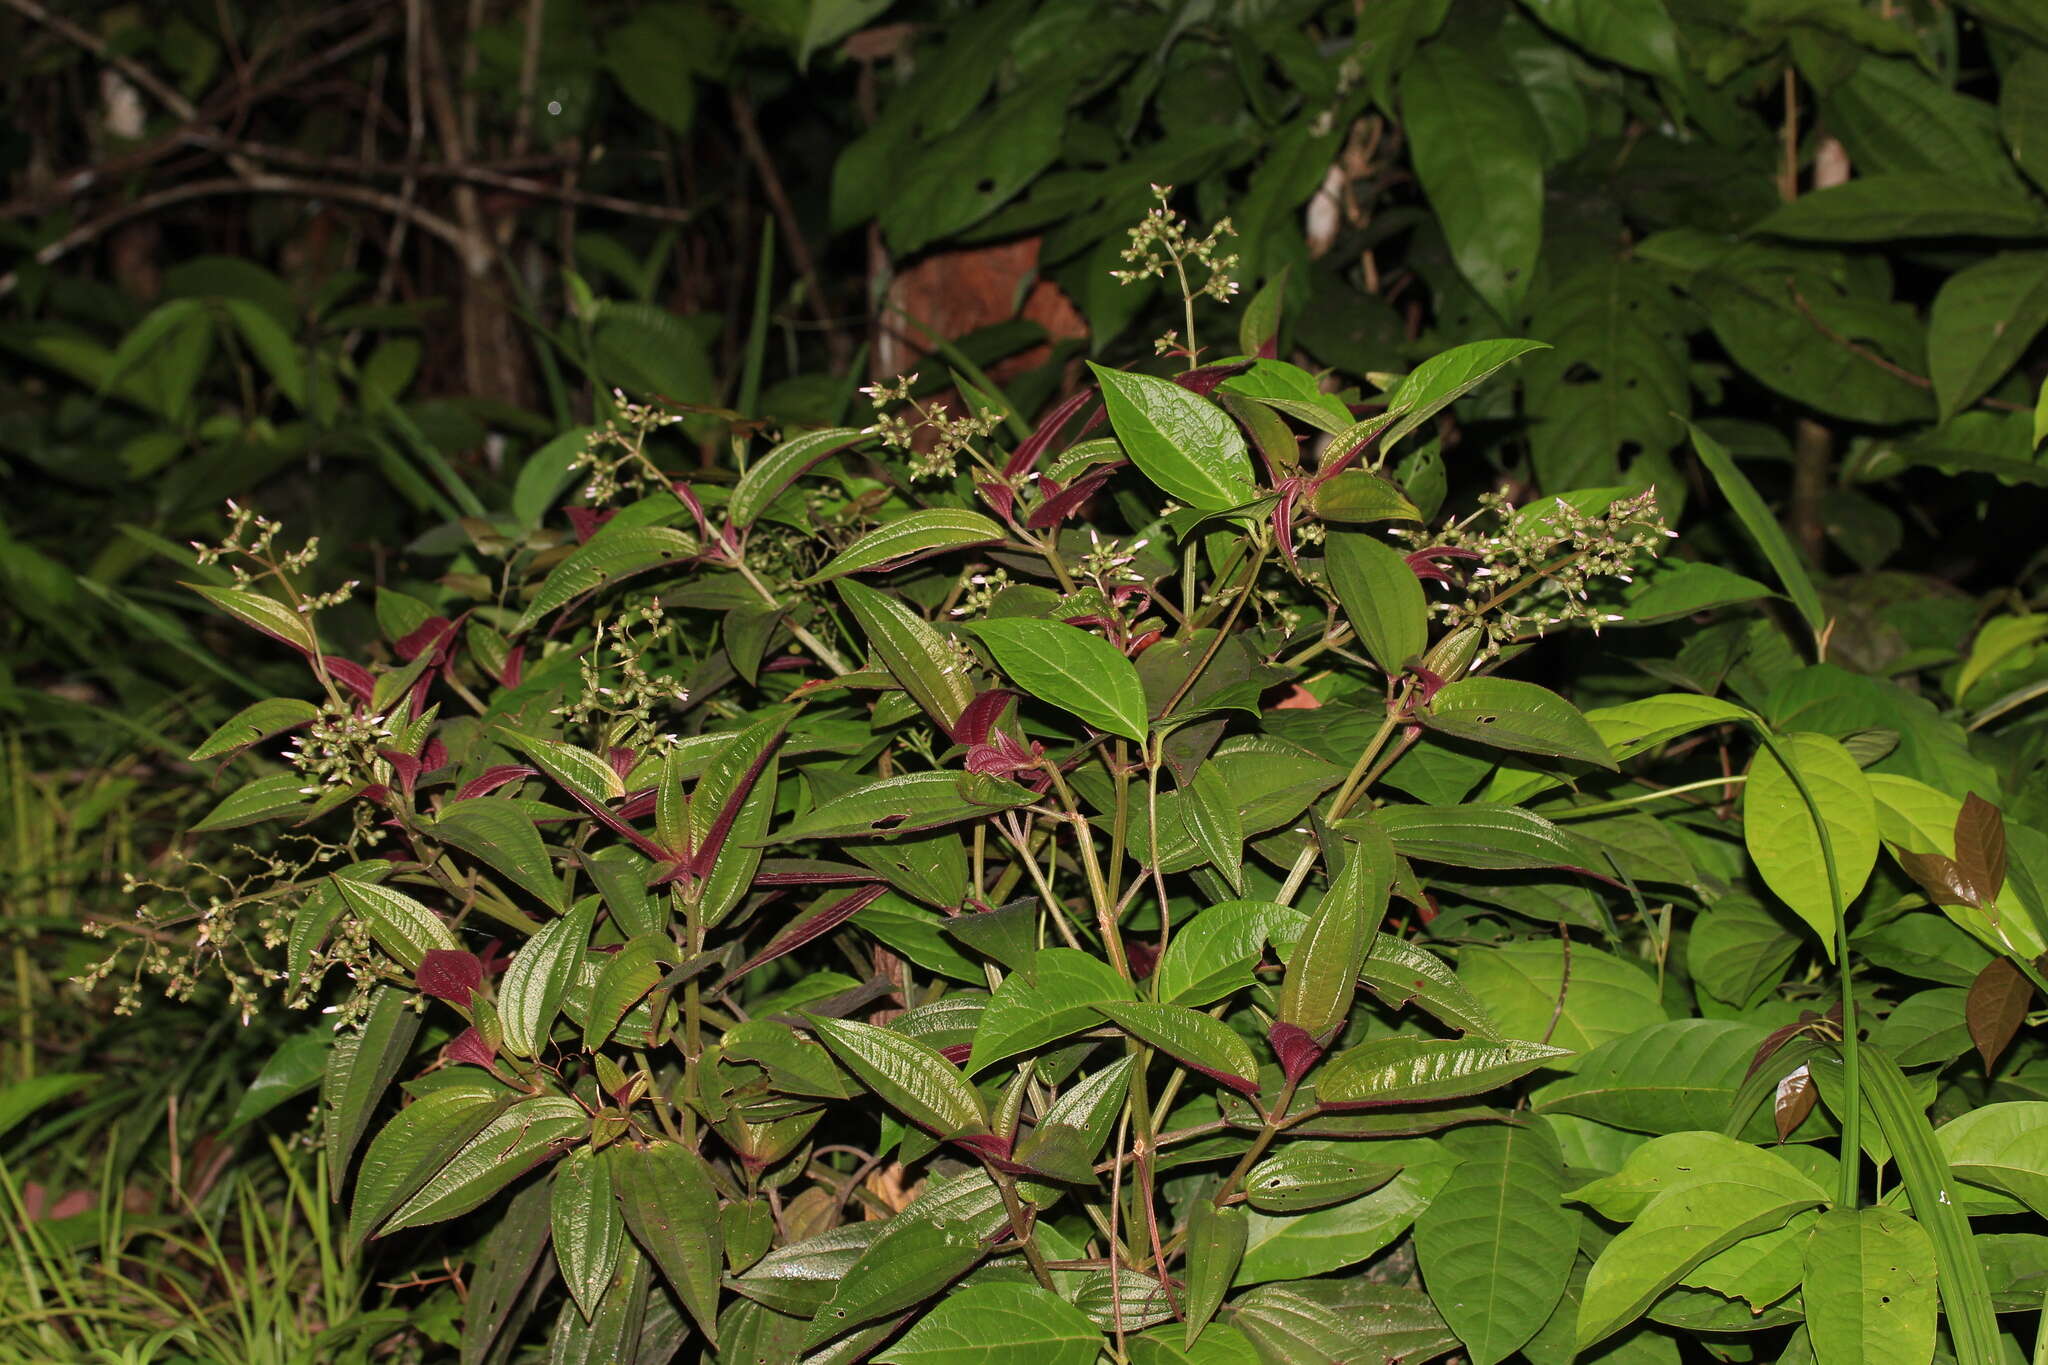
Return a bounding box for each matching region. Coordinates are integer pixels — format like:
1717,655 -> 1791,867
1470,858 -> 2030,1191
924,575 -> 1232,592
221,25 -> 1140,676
1965,957 -> 2032,1073
1954,792 -> 2009,907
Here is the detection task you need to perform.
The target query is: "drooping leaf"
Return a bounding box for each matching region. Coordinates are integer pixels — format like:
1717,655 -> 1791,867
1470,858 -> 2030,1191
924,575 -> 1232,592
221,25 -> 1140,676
837,580 -> 975,731
612,1141 -> 722,1343
350,1083 -> 512,1247
804,508 -> 1008,583
432,798 -> 567,911
808,1015 -> 990,1139
332,875 -> 462,970
1744,731 -> 1878,961
1096,1001 -> 1259,1095
806,1216 -> 985,1348
1323,530 -> 1428,676
321,986 -> 420,1182
188,697 -> 320,761
1181,1201 -> 1246,1348
384,1095 -> 585,1233
552,1146 -> 623,1322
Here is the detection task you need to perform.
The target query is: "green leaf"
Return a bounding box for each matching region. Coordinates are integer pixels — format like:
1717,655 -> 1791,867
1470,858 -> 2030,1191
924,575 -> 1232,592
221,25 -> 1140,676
332,875 -> 461,970
1365,804 -> 1593,871
512,425 -> 598,527
553,1147 -> 623,1322
1217,360 -> 1355,434
1928,251 -> 2048,419
1239,1146 -> 1459,1283
188,582 -> 318,654
1421,677 -> 1617,769
1574,1144 -> 1829,1351
1323,530 -> 1428,675
1686,896 -> 1802,1010
880,76 -> 1073,255
1277,833 -> 1392,1041
513,526 -> 696,633
809,1014 -> 990,1139
1319,1036 -> 1573,1105
730,427 -> 864,527
384,1094 -> 585,1233
188,697 -> 319,761
1520,0 -> 1680,78
1416,1120 -> 1578,1365
837,580 -> 975,731
498,898 -> 595,1057
192,772 -> 313,831
1534,1019 -> 1774,1135
1182,766 -> 1246,893
968,948 -> 1134,1073
1754,175 -> 2048,240
877,1281 -> 1101,1365
1181,1201 -> 1246,1347
226,1030 -> 329,1130
1245,1142 -> 1403,1212
2007,48 -> 2048,195
1381,338 -> 1553,450
1096,1001 -> 1259,1095
612,1141 -> 722,1343
777,770 -> 1034,842
548,1239 -> 652,1365
1360,933 -> 1504,1040
1802,1208 -> 1937,1365
1744,731 -> 1878,961
1686,422 -> 1828,646
1307,470 -> 1422,523
804,509 -> 1008,583
965,617 -> 1148,742
1403,41 -> 1545,321
1230,1280 -> 1459,1364
350,1084 -> 511,1248
1456,942 -> 1666,1057
1157,901 -> 1297,1007
498,729 -> 627,806
1937,1102 -> 2048,1215
1086,363 -> 1257,512
1523,261 -> 1691,489
321,986 -> 419,1181
432,798 -> 566,911
583,934 -> 678,1050
808,1216 -> 985,1347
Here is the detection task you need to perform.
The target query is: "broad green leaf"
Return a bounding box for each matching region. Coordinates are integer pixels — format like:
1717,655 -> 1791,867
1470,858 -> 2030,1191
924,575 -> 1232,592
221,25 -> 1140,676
1245,1142 -> 1403,1212
498,729 -> 627,806
776,770 -> 1034,841
188,697 -> 319,761
1686,896 -> 1801,1010
837,580 -> 975,731
968,948 -> 1134,1073
1277,833 -> 1391,1041
350,1083 -> 511,1248
733,1222 -> 882,1316
332,875 -> 461,970
809,1015 -> 990,1138
513,525 -> 696,632
730,427 -> 863,527
804,508 -> 1007,583
432,798 -> 566,911
1218,359 -> 1354,433
1318,1036 -> 1573,1105
1181,1201 -> 1245,1347
1957,613 -> 2048,703
1156,901 -> 1299,1007
1744,732 -> 1878,961
1381,338 -> 1552,450
1403,42 -> 1545,321
1086,363 -> 1256,512
1096,1001 -> 1258,1095
612,1141 -> 722,1342
1323,530 -> 1427,676
1239,1143 -> 1458,1283
1566,1131 -> 1799,1223
1229,1280 -> 1460,1364
1416,1120 -> 1578,1365
1131,1324 -> 1262,1365
384,1094 -> 585,1233
1361,933 -> 1504,1039
583,934 -> 678,1049
2008,48 -> 2048,194
1574,1146 -> 1828,1350
499,898 -> 595,1057
459,1176 -> 554,1364
1686,423 -> 1827,645
1421,677 -> 1617,769
1029,1056 -> 1134,1173
188,583 -> 317,654
1308,470 -> 1421,523
1364,803 -> 1592,871
193,772 -> 314,831
1937,1102 -> 2048,1216
1485,692 -> 1755,806
1928,252 -> 2048,419
226,1031 -> 328,1131
512,425 -> 598,527
1519,0 -> 1680,78
553,1147 -> 623,1321
877,1281 -> 1101,1365
1183,765 -> 1245,893
1456,942 -> 1666,1057
548,1239 -> 652,1364
1802,1208 -> 1936,1365
1755,175 -> 2048,241
965,617 -> 1147,742
1534,1020 -> 1776,1135
807,1217 -> 985,1347
321,986 -> 419,1181
1523,260 -> 1691,489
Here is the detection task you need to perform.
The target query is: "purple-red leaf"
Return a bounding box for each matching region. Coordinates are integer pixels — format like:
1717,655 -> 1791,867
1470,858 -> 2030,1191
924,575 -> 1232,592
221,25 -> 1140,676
1954,793 -> 2008,907
1004,389 -> 1096,477
1966,957 -> 2032,1073
418,949 -> 484,1006
457,765 -> 539,801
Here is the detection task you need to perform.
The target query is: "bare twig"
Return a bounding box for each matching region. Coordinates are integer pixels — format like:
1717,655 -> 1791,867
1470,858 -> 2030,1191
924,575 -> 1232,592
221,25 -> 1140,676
3,0 -> 197,121
1786,280 -> 2029,413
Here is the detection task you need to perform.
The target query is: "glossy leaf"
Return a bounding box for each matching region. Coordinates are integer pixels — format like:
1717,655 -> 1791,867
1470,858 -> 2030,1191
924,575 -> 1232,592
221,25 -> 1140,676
350,1083 -> 511,1247
1323,530 -> 1427,675
1096,1000 -> 1258,1095
1456,941 -> 1666,1056
332,874 -> 461,970
837,580 -> 975,731
612,1141 -> 722,1343
513,526 -> 695,632
384,1095 -> 585,1233
805,508 -> 1007,582
498,898 -> 595,1057
1421,677 -> 1617,769
965,617 -> 1148,741
808,1014 -> 989,1138
776,770 -> 1034,841
968,948 -> 1134,1074
1801,1208 -> 1936,1365
1276,834 -> 1391,1043
499,729 -> 627,806
1307,470 -> 1421,523
188,697 -> 319,761
192,772 -> 314,831
1181,1201 -> 1245,1347
1744,731 -> 1878,961
1534,1019 -> 1773,1134
877,1281 -> 1101,1365
1966,957 -> 2032,1072
583,934 -> 677,1049
321,986 -> 420,1182
188,583 -> 317,654
1364,804 -> 1592,871
432,797 -> 566,911
1156,901 -> 1298,1007
1381,338 -> 1553,450
552,1147 -> 623,1322
1087,363 -> 1257,512
807,1217 -> 984,1347
730,427 -> 863,527
1319,1036 -> 1572,1105
1415,1120 -> 1577,1365
1231,1271 -> 1458,1360
1245,1142 -> 1403,1213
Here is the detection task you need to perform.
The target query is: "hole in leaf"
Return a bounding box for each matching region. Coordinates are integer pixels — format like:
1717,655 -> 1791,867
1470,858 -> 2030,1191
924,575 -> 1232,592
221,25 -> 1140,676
976,178 -> 996,194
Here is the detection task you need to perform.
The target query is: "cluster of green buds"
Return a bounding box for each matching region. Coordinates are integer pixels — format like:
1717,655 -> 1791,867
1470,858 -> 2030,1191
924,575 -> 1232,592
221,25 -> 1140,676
860,372 -> 1006,482
1415,488 -> 1671,655
191,501 -> 349,607
1110,183 -> 1241,303
571,389 -> 687,504
552,601 -> 691,750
